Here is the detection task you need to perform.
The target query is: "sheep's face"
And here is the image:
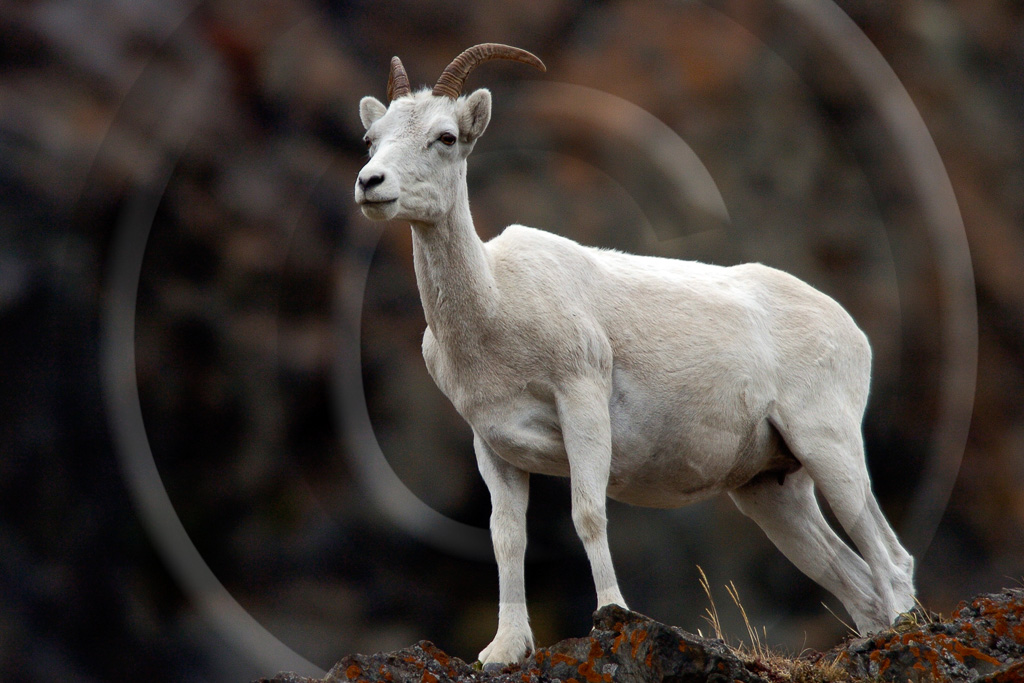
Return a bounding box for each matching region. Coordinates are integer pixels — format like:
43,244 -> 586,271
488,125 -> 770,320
355,89 -> 491,224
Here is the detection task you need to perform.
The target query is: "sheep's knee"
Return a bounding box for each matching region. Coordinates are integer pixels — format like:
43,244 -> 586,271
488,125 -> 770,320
490,513 -> 526,551
571,501 -> 607,543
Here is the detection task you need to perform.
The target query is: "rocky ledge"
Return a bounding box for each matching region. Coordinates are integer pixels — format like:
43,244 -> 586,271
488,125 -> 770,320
257,588 -> 1024,683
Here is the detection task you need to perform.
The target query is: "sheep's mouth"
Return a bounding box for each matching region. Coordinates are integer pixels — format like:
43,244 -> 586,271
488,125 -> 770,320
359,197 -> 399,220
359,198 -> 397,206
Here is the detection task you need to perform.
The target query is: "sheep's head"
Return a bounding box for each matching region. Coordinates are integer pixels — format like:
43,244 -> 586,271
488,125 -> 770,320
354,44 -> 545,224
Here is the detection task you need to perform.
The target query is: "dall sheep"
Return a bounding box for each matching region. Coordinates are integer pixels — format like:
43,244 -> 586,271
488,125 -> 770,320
353,43 -> 916,666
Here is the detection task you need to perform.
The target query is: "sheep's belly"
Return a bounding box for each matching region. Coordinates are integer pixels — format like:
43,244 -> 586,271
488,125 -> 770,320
605,423 -> 773,508
474,391 -> 779,507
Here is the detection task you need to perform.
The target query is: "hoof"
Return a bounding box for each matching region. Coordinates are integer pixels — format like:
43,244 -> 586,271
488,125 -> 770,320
892,605 -> 936,632
478,629 -> 534,668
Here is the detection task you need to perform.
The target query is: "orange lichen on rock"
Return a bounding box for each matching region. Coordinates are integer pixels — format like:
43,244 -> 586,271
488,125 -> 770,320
258,591 -> 1024,683
551,651 -> 579,666
576,658 -> 606,683
869,648 -> 892,676
628,628 -> 647,658
830,589 -> 1024,681
428,647 -> 449,668
568,637 -> 612,683
610,632 -> 624,655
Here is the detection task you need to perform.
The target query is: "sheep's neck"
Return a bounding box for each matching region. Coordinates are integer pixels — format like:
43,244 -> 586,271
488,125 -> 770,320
410,185 -> 497,344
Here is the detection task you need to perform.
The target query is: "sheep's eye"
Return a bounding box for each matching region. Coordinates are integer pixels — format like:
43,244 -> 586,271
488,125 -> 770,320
364,137 -> 372,149
439,132 -> 457,146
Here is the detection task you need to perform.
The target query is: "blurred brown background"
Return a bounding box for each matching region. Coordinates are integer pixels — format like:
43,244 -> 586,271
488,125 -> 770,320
1,0 -> 1022,680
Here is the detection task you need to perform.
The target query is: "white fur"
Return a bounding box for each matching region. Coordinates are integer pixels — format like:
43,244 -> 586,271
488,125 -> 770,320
355,87 -> 916,665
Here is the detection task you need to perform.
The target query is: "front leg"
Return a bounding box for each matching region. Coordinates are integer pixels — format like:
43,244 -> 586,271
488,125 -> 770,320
474,432 -> 534,666
557,376 -> 628,611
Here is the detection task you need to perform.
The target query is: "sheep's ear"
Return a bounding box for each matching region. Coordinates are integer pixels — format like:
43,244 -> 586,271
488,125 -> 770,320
360,96 -> 387,130
457,88 -> 491,143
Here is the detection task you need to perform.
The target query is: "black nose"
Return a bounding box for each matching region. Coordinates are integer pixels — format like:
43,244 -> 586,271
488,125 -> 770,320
358,172 -> 385,191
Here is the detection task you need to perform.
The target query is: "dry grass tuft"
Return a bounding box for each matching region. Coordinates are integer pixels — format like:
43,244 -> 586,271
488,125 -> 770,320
820,602 -> 860,638
695,566 -> 855,682
788,656 -> 853,683
725,580 -> 767,660
696,565 -> 724,641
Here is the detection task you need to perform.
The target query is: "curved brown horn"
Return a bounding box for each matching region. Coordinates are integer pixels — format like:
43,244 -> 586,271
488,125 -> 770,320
387,56 -> 411,101
433,43 -> 546,99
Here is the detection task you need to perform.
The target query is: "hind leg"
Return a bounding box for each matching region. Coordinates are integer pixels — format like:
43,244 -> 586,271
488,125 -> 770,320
809,457 -> 917,625
776,419 -> 916,631
729,469 -> 887,631
865,492 -> 916,604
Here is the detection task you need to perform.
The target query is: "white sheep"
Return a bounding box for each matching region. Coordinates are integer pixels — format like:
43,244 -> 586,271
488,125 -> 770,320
353,43 -> 916,666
